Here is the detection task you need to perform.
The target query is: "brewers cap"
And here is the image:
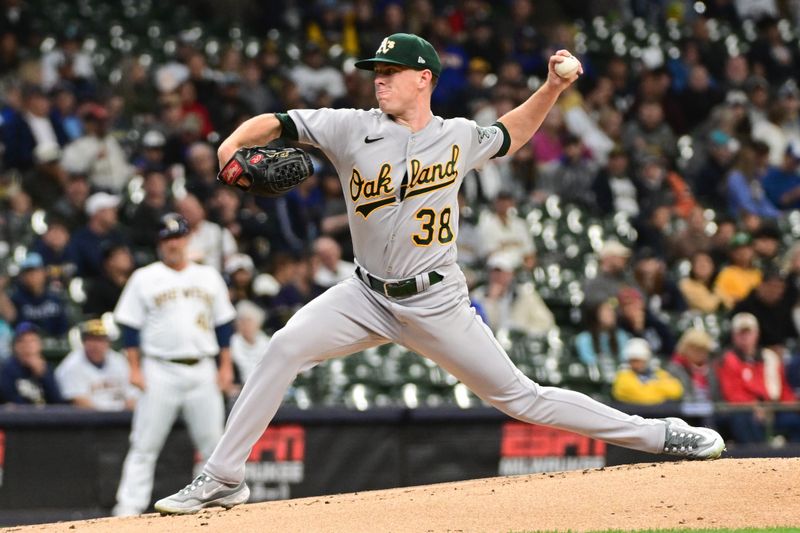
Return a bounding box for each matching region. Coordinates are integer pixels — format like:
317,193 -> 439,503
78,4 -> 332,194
157,212 -> 189,240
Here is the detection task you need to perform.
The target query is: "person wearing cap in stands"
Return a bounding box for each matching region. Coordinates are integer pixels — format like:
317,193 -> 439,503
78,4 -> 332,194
668,328 -> 718,403
0,322 -> 63,404
55,319 -> 136,411
224,253 -> 257,306
1,84 -> 68,172
714,232 -> 762,309
726,140 -> 779,219
717,312 -> 800,443
230,300 -> 270,385
132,130 -> 168,172
612,338 -> 683,405
61,102 -> 133,193
470,252 -> 555,337
111,212 -> 236,516
583,240 -> 634,307
8,252 -> 69,337
66,191 -> 128,279
762,142 -> 800,210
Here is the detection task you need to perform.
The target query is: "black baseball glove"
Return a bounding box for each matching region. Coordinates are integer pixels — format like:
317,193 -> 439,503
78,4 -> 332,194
217,146 -> 314,197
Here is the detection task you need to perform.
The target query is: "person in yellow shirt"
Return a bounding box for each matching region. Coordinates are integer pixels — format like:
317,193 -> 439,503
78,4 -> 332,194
679,252 -> 723,313
714,232 -> 762,309
612,338 -> 684,405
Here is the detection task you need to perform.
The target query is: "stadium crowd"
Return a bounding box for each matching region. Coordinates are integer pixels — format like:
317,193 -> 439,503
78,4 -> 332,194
0,0 -> 799,445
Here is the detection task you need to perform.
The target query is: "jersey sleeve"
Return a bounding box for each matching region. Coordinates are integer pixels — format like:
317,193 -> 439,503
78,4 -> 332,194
283,108 -> 357,159
113,270 -> 146,328
55,355 -> 87,400
210,270 -> 237,326
461,119 -> 511,172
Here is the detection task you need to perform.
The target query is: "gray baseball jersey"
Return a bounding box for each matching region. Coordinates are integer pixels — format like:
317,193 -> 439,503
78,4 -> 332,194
285,108 -> 510,278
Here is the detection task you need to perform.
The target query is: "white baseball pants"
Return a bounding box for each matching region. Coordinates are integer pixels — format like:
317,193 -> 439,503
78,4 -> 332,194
205,264 -> 666,485
114,357 -> 224,514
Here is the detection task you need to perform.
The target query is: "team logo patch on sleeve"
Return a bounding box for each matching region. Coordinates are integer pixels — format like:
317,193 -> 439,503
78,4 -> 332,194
476,126 -> 497,144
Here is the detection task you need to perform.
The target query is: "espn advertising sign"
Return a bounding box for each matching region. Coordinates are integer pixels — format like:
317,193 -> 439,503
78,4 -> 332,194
498,422 -> 606,475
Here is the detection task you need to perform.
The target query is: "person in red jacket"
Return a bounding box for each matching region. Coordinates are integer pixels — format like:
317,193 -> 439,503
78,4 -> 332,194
717,312 -> 800,443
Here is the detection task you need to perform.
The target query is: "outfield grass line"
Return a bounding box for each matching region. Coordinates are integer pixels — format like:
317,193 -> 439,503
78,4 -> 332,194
508,526 -> 800,533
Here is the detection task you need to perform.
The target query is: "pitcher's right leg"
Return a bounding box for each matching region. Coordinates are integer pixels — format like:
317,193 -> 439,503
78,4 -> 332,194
203,278 -> 394,485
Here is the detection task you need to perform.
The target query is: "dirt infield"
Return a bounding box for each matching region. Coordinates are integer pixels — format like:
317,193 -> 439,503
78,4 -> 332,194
10,458 -> 800,533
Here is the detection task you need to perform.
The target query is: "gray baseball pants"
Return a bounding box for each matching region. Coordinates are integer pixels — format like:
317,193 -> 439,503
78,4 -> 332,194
205,264 -> 666,484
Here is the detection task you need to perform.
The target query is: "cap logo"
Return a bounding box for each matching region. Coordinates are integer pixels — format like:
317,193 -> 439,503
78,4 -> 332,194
418,56 -> 425,64
376,38 -> 396,55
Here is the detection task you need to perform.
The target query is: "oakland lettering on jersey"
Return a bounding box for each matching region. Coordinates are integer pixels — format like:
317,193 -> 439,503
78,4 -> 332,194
405,144 -> 459,199
350,163 -> 397,218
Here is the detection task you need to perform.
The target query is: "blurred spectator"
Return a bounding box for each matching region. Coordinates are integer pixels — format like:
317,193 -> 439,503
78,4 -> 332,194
312,236 -> 356,289
687,130 -> 739,210
51,172 -> 90,230
239,59 -> 276,115
2,185 -> 35,248
61,103 -> 133,193
470,253 -> 555,337
592,147 -> 638,218
318,170 -> 351,257
583,240 -> 632,306
178,81 -> 214,137
634,202 -> 671,253
0,322 -> 63,404
714,232 -> 762,309
762,142 -> 800,210
281,173 -> 324,251
632,248 -> 686,314
679,251 -> 722,313
289,43 -> 346,105
67,192 -> 128,279
22,142 -> 66,209
530,106 -> 566,179
611,338 -> 683,405
266,254 -> 325,331
124,169 -> 173,250
748,16 -> 798,83
678,65 -> 723,134
708,216 -> 737,268
184,142 -> 220,204
717,312 -> 800,443
225,253 -> 257,306
40,31 -> 95,93
177,193 -> 236,272
616,286 -> 675,357
83,244 -> 134,317
732,268 -> 797,350
634,155 -> 695,220
455,190 -> 484,268
751,223 -> 782,267
575,300 -> 630,369
8,252 -> 69,337
668,328 -> 717,403
230,300 -> 270,385
622,100 -> 677,166
30,217 -> 75,289
726,140 -> 779,218
668,206 -> 712,262
477,191 -> 535,269
55,319 -> 135,410
2,84 -> 68,171
538,134 -> 597,210
132,130 -> 168,173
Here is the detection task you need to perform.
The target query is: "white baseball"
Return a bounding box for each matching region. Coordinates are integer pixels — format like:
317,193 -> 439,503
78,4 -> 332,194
555,55 -> 580,78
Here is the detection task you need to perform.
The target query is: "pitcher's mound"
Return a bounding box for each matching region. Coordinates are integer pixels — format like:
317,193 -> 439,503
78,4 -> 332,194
17,458 -> 800,532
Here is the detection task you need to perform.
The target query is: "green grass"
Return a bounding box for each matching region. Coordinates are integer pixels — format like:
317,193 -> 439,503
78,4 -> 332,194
512,528 -> 800,533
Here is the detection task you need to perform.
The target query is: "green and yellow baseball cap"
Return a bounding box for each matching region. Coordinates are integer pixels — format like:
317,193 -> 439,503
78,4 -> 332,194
355,33 -> 442,77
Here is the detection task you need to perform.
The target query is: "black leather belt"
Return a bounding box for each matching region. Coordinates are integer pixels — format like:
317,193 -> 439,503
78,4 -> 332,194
356,267 -> 444,298
170,358 -> 201,366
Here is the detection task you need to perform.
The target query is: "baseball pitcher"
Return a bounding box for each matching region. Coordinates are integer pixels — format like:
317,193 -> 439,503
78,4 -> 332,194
155,33 -> 724,515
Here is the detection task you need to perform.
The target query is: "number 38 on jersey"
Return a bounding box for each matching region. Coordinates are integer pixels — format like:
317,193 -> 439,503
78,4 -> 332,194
411,206 -> 454,246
